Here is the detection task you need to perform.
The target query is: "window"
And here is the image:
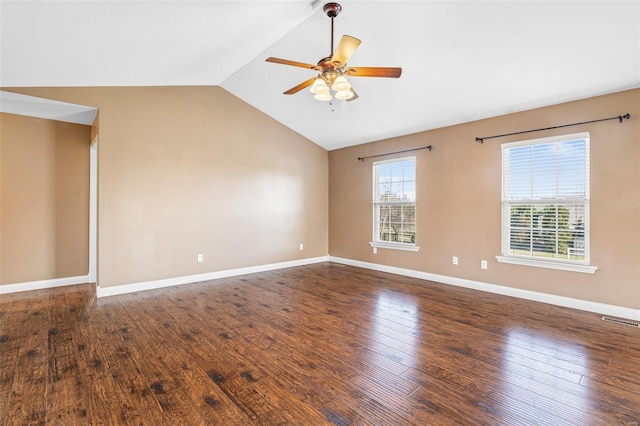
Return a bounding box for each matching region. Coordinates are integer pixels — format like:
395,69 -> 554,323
370,157 -> 419,252
497,132 -> 596,273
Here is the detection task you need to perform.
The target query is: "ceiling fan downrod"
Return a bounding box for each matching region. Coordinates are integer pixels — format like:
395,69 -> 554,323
323,2 -> 342,57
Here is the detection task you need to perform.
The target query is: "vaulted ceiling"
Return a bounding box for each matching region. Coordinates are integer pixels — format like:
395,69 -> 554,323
2,1 -> 639,150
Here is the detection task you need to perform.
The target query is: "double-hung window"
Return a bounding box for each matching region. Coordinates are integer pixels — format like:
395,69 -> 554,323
370,157 -> 419,252
497,132 -> 596,273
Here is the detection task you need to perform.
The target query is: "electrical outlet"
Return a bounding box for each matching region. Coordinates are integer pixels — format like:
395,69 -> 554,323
299,243 -> 304,251
481,260 -> 488,269
453,256 -> 459,265
197,254 -> 203,263
373,247 -> 377,254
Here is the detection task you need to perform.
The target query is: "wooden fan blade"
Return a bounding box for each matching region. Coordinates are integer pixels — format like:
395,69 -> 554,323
283,77 -> 316,95
331,35 -> 361,67
266,57 -> 320,71
345,67 -> 402,78
346,88 -> 359,102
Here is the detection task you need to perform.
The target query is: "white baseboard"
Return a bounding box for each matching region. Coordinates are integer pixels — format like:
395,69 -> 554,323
0,275 -> 90,294
329,256 -> 640,322
96,256 -> 330,298
6,256 -> 637,323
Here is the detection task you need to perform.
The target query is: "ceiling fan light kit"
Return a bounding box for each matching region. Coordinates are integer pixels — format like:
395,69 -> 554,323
332,75 -> 351,92
265,2 -> 401,103
314,91 -> 333,101
335,90 -> 354,100
310,77 -> 330,94
310,74 -> 355,101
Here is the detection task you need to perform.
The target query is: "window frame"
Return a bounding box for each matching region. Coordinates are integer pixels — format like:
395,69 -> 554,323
496,132 -> 597,274
369,156 -> 419,252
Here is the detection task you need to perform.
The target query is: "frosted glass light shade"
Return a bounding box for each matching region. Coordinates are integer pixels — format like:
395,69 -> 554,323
314,91 -> 332,101
335,89 -> 354,100
310,77 -> 329,94
331,75 -> 351,91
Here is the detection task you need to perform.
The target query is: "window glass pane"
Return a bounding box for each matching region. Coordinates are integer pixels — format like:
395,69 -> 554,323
378,228 -> 392,241
387,205 -> 403,221
532,144 -> 555,173
510,204 -> 533,228
389,183 -> 403,200
397,229 -> 415,244
403,181 -> 416,202
389,163 -> 404,182
403,205 -> 416,224
379,206 -> 391,224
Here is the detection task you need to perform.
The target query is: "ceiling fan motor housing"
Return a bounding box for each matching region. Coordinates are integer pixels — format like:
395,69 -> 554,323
317,57 -> 341,82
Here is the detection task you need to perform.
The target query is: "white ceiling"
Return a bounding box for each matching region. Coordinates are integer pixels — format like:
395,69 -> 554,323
1,1 -> 639,151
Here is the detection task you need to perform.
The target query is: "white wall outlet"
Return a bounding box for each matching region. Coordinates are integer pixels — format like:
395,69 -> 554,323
299,243 -> 304,251
373,246 -> 378,254
481,260 -> 488,269
197,254 -> 203,263
453,256 -> 459,265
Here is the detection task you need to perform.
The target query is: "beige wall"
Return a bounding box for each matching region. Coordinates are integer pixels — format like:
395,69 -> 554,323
1,113 -> 90,284
3,87 -> 328,288
4,86 -> 637,311
329,89 -> 640,310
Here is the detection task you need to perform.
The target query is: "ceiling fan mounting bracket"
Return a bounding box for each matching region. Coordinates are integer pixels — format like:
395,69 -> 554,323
323,2 -> 342,18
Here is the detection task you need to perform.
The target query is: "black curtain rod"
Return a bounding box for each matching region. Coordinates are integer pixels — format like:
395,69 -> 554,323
357,145 -> 432,161
475,113 -> 631,143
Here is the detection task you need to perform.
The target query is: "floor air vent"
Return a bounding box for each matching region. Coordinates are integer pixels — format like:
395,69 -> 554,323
602,316 -> 640,327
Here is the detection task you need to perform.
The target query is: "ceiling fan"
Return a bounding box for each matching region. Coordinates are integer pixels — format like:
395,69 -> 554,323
265,2 -> 402,102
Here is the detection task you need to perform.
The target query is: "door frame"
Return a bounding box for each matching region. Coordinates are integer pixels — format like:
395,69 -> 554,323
89,136 -> 98,283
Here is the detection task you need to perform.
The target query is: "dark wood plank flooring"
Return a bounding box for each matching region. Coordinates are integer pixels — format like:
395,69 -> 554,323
1,262 -> 639,425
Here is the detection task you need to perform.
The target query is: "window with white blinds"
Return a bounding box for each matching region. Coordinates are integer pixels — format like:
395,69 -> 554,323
499,132 -> 594,272
371,157 -> 418,251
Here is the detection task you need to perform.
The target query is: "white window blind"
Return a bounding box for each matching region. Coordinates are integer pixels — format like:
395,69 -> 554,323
501,132 -> 590,266
372,157 -> 416,247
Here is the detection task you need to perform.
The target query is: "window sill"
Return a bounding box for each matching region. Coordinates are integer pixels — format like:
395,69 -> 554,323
369,242 -> 420,252
495,256 -> 598,274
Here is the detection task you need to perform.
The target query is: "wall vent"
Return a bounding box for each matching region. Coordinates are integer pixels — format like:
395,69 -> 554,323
602,316 -> 639,328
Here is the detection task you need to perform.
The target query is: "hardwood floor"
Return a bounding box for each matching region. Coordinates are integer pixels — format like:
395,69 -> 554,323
1,262 -> 639,425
